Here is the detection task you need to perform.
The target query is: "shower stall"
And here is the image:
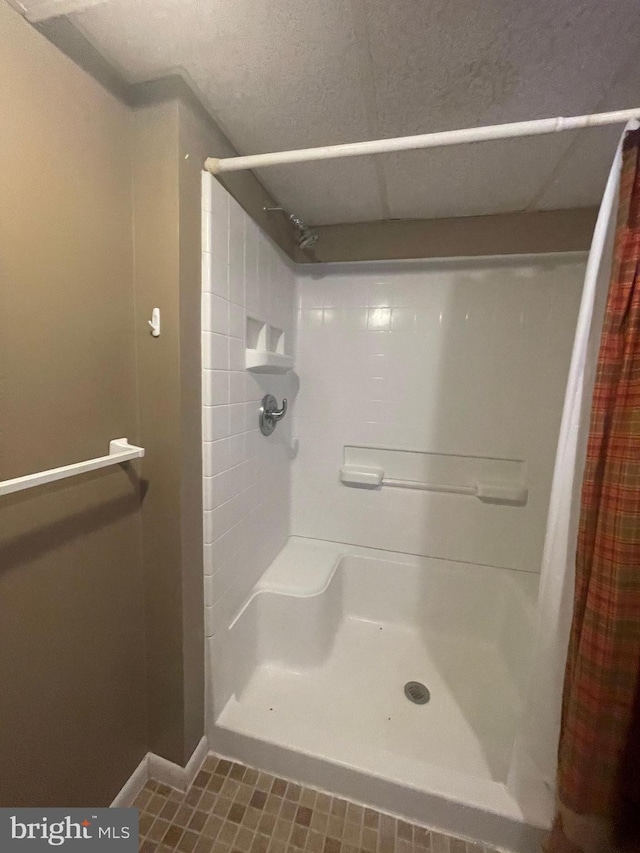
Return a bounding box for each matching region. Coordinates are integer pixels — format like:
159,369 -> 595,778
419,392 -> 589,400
201,173 -> 588,851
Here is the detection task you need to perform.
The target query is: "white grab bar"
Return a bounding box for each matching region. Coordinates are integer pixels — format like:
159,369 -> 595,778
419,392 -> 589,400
0,438 -> 144,498
339,465 -> 527,504
382,477 -> 477,495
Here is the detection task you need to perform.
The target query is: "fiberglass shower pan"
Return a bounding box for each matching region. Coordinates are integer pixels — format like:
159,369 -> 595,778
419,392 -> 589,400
210,537 -> 544,852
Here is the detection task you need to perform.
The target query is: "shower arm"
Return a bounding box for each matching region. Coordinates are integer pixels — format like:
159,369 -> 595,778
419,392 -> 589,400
263,206 -> 319,250
264,206 -> 305,230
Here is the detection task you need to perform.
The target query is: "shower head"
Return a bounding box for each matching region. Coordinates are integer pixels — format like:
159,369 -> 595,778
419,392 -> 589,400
264,206 -> 319,250
297,226 -> 319,250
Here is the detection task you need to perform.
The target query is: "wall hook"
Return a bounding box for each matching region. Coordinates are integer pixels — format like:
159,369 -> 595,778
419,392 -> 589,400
148,307 -> 161,337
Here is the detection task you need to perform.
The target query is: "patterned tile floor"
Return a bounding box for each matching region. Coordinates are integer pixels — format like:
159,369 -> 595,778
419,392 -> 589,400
136,754 -> 497,853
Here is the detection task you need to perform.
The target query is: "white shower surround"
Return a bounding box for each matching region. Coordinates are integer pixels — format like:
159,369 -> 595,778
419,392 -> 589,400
202,173 -> 586,851
292,256 -> 585,569
201,175 -> 297,729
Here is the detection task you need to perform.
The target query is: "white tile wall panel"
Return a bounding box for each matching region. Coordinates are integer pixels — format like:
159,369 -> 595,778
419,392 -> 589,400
202,173 -> 296,638
292,256 -> 585,572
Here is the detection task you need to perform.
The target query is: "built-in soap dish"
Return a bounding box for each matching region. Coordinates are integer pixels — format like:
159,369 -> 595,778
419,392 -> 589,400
245,317 -> 293,374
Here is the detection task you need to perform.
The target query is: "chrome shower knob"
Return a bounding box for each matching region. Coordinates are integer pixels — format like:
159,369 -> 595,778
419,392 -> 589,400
259,394 -> 288,436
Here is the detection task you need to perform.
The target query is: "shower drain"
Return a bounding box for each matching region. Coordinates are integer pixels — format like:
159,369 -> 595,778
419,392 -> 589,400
404,681 -> 430,705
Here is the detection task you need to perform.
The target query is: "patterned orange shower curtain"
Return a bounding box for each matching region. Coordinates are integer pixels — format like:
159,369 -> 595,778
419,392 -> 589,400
547,129 -> 640,853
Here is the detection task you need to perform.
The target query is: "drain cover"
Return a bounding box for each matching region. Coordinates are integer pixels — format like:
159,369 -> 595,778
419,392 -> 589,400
404,681 -> 430,705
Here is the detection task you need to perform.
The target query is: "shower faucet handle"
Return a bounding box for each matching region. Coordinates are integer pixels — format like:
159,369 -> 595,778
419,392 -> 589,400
271,398 -> 287,421
259,394 -> 288,436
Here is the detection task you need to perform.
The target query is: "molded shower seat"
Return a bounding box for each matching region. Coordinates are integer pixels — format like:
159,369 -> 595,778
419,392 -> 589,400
253,536 -> 342,598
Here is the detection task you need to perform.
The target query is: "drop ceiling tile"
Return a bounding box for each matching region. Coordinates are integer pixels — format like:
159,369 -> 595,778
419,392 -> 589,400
532,126 -> 622,211
364,0 -> 640,136
256,158 -> 386,226
384,131 -> 585,220
534,69 -> 640,211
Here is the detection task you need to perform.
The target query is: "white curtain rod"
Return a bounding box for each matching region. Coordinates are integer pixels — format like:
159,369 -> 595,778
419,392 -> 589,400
205,108 -> 640,175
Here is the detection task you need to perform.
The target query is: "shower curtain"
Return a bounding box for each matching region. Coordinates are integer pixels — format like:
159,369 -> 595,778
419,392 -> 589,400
507,121 -> 638,821
547,126 -> 640,852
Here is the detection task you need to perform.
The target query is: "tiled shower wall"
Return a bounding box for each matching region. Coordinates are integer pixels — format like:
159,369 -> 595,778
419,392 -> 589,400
201,174 -> 296,648
292,256 -> 585,572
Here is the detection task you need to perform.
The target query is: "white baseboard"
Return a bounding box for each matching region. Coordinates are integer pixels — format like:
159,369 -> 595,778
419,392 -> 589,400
111,736 -> 209,807
110,752 -> 149,808
148,735 -> 209,793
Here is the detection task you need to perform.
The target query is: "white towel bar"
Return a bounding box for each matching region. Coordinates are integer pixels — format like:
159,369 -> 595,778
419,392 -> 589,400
0,438 -> 144,498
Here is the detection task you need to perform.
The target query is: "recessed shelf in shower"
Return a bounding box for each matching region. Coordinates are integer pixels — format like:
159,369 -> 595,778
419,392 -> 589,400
245,316 -> 293,374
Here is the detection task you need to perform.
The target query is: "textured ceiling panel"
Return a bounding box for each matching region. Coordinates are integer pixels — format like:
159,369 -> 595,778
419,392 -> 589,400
363,0 -> 640,136
533,68 -> 640,211
69,0 -> 640,224
255,158 -> 386,226
382,132 -> 583,220
532,125 -> 622,212
362,0 -> 640,219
